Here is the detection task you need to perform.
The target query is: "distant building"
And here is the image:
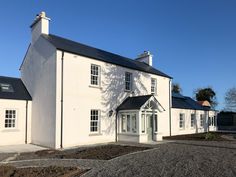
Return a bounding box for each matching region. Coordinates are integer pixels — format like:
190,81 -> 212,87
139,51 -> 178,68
217,112 -> 236,131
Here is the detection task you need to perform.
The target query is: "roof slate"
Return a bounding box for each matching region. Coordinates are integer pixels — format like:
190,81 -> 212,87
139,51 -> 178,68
0,76 -> 32,100
172,93 -> 209,111
42,34 -> 171,78
117,95 -> 153,111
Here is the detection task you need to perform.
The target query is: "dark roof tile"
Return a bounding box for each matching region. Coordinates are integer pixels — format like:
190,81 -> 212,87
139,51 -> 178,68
42,34 -> 171,78
0,76 -> 32,100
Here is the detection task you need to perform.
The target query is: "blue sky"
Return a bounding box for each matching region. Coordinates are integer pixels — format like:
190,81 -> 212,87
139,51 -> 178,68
0,0 -> 235,109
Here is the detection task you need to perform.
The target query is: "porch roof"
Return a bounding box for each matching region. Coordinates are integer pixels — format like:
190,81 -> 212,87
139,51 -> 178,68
117,95 -> 154,111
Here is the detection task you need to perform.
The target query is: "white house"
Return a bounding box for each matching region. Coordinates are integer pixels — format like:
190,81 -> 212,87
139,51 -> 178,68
20,12 -> 172,148
171,92 -> 217,136
0,76 -> 32,146
0,12 -> 217,148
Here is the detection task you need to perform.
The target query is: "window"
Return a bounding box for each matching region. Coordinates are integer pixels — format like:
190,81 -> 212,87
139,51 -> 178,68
151,78 -> 157,95
127,115 -> 131,132
5,110 -> 16,128
121,113 -> 137,133
154,115 -> 158,132
90,110 -> 100,133
200,114 -> 204,127
191,114 -> 195,128
0,83 -> 14,92
121,115 -> 126,132
179,113 -> 185,129
131,114 -> 137,133
125,72 -> 132,91
90,64 -> 100,86
141,114 -> 145,133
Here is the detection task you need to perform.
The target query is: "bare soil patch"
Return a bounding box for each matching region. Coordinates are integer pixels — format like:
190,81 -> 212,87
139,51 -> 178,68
0,165 -> 87,177
15,145 -> 150,161
163,132 -> 235,141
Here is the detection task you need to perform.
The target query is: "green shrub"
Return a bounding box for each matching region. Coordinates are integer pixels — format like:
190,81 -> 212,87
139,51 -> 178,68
205,132 -> 216,140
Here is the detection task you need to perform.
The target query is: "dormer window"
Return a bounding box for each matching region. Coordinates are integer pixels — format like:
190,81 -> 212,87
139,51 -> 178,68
0,83 -> 14,92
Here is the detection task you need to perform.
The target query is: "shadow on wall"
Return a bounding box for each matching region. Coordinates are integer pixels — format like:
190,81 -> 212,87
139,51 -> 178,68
101,63 -> 148,135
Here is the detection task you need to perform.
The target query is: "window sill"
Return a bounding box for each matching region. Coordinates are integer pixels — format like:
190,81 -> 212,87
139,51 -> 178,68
89,85 -> 102,89
89,133 -> 102,136
118,132 -> 138,136
124,90 -> 133,93
1,129 -> 20,132
179,128 -> 185,130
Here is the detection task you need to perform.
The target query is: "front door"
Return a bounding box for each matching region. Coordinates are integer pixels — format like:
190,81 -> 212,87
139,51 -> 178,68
146,114 -> 153,141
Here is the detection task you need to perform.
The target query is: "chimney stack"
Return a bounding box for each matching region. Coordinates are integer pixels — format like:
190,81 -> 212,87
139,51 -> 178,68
30,11 -> 50,44
136,51 -> 153,66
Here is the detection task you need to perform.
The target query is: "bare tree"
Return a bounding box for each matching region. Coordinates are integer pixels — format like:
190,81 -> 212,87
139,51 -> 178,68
224,87 -> 236,112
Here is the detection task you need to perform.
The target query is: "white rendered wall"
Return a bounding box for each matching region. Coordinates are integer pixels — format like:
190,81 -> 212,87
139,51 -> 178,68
0,99 -> 32,146
20,36 -> 57,148
171,108 -> 209,136
56,51 -> 171,148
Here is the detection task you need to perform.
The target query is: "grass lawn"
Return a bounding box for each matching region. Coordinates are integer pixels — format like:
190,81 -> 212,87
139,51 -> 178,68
163,132 -> 236,141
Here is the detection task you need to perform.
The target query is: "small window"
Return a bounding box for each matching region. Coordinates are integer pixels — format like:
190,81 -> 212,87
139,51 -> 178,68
191,114 -> 195,127
141,114 -> 145,133
125,72 -> 132,91
151,78 -> 157,95
127,115 -> 131,132
0,83 -> 14,92
90,64 -> 100,86
121,114 -> 126,132
90,110 -> 100,133
200,114 -> 204,127
5,110 -> 16,128
132,114 -> 137,133
179,113 -> 185,129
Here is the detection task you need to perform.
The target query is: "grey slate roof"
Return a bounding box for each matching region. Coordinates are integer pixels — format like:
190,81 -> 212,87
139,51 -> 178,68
0,76 -> 32,100
42,34 -> 171,78
117,95 -> 153,111
172,92 -> 208,111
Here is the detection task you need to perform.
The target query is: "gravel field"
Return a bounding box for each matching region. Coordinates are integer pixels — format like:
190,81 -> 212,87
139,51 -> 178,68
84,141 -> 236,177
1,141 -> 236,177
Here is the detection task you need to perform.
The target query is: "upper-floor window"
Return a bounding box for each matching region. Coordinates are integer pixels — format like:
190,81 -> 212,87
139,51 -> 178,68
0,83 -> 14,92
151,78 -> 157,95
90,64 -> 100,86
5,110 -> 16,128
125,72 -> 132,91
90,109 -> 100,133
179,113 -> 185,129
191,113 -> 195,128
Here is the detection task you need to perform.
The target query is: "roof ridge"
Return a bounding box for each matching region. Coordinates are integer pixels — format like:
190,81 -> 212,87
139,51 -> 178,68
0,76 -> 20,80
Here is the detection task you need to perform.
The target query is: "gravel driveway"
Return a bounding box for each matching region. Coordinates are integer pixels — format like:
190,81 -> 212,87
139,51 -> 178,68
83,141 -> 236,177
1,141 -> 236,177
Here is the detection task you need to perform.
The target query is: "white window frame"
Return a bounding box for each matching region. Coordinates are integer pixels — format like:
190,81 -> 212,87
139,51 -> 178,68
179,113 -> 185,129
141,114 -> 146,133
90,109 -> 100,133
151,78 -> 157,95
154,114 -> 158,132
4,109 -> 17,129
200,114 -> 204,127
90,64 -> 101,86
125,72 -> 132,91
120,113 -> 137,134
190,113 -> 195,128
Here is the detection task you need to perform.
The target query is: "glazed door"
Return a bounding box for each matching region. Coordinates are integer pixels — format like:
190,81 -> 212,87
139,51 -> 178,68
146,114 -> 153,141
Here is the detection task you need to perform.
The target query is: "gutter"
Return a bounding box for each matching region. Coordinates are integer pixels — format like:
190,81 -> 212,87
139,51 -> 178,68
60,51 -> 64,148
25,100 -> 28,144
169,79 -> 172,136
115,111 -> 118,142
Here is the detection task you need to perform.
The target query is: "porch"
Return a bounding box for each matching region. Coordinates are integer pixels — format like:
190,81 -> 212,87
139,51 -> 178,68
116,95 -> 165,143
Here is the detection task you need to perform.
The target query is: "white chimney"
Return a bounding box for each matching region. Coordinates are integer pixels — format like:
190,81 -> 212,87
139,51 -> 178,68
30,11 -> 50,44
136,51 -> 153,66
